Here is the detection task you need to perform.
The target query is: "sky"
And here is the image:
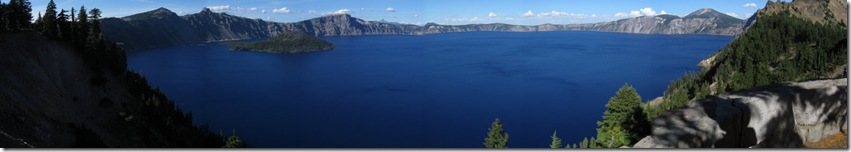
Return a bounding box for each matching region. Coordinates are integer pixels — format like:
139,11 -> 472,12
19,0 -> 770,25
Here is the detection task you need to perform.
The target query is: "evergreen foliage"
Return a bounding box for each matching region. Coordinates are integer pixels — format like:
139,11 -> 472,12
42,0 -> 56,38
223,130 -> 244,148
483,118 -> 509,148
596,84 -> 648,148
580,137 -> 589,148
644,9 -> 848,120
5,0 -> 31,30
549,131 -> 562,148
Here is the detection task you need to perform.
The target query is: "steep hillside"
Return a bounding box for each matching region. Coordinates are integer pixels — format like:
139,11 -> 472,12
564,8 -> 743,35
100,8 -> 745,51
644,0 -> 848,128
0,32 -> 223,147
100,8 -> 202,51
184,8 -> 283,41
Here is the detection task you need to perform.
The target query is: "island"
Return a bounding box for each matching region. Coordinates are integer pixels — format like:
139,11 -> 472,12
225,31 -> 335,53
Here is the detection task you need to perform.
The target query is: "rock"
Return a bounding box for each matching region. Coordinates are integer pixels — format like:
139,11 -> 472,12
641,78 -> 847,148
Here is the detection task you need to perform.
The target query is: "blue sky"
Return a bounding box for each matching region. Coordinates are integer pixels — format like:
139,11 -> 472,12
21,0 -> 768,25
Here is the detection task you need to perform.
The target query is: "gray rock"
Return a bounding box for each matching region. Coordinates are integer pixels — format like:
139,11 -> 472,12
641,78 -> 847,148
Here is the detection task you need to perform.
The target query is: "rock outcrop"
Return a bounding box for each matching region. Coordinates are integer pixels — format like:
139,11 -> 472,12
633,78 -> 848,148
101,8 -> 744,51
564,9 -> 743,36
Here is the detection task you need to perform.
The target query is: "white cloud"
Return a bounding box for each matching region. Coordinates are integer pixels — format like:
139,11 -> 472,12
630,11 -> 641,16
743,3 -> 757,7
660,10 -> 667,15
535,10 -> 591,18
332,9 -> 349,14
266,17 -> 270,20
726,12 -> 740,18
488,12 -> 497,17
206,5 -> 260,12
206,5 -> 231,12
413,14 -> 419,18
261,10 -> 267,13
308,10 -> 317,14
744,13 -> 752,18
639,8 -> 656,16
272,7 -> 290,14
615,7 -> 660,18
386,7 -> 395,12
522,10 -> 535,17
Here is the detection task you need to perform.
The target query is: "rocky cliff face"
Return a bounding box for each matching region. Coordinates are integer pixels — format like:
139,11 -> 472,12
100,7 -> 202,51
633,78 -> 847,148
101,8 -> 744,51
565,9 -> 743,35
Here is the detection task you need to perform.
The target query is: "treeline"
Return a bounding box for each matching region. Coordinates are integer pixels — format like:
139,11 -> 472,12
644,9 -> 848,119
484,84 -> 650,148
1,0 -> 244,148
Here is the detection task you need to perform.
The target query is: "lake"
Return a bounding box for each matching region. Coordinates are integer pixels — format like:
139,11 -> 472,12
126,31 -> 733,148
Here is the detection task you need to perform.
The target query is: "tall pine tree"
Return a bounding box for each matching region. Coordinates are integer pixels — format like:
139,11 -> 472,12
42,0 -> 57,38
8,0 -> 31,30
549,131 -> 561,148
76,5 -> 88,49
596,84 -> 647,148
483,118 -> 508,148
0,2 -> 6,31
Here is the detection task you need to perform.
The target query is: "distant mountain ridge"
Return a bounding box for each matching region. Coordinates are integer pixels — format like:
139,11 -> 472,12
101,8 -> 744,51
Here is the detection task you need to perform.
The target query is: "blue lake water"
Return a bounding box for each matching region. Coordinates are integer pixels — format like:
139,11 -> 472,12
126,31 -> 733,148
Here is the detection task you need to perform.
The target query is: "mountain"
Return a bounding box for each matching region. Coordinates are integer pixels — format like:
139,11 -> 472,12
100,7 -> 202,51
563,8 -> 743,35
101,8 -> 745,51
225,31 -> 335,53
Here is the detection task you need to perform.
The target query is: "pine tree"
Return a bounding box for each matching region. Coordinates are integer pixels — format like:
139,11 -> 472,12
483,118 -> 508,148
76,5 -> 88,48
596,84 -> 646,148
8,0 -> 31,30
580,137 -> 589,148
88,8 -> 101,36
549,131 -> 561,148
223,130 -> 243,148
0,2 -> 5,31
42,0 -> 56,37
589,137 -> 597,148
572,144 -> 577,148
57,9 -> 71,40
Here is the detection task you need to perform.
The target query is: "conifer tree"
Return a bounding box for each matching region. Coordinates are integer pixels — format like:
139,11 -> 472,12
223,130 -> 243,148
589,137 -> 597,148
76,5 -> 88,48
483,118 -> 508,148
596,84 -> 647,148
549,131 -> 561,148
580,137 -> 589,148
8,0 -> 31,30
42,0 -> 56,37
0,2 -> 6,31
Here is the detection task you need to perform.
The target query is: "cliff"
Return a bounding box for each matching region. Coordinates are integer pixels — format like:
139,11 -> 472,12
564,9 -> 743,35
633,78 -> 847,148
0,32 -> 223,147
101,8 -> 745,51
